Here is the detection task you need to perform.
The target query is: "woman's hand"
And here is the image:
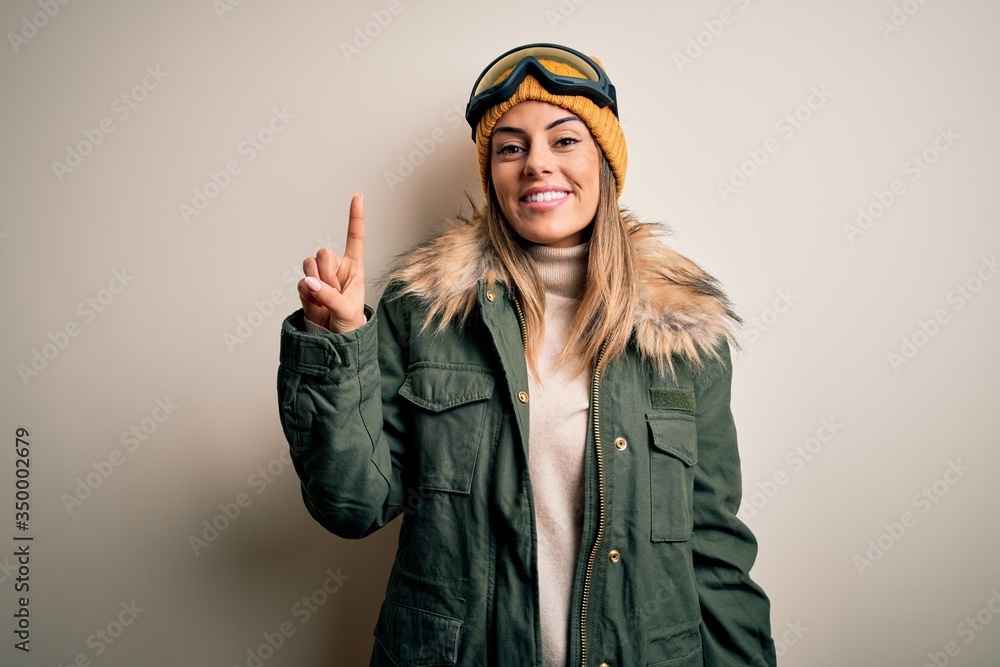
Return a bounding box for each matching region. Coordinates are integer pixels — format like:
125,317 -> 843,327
297,191 -> 367,333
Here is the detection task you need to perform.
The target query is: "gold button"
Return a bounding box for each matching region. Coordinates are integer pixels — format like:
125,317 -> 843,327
486,290 -> 496,302
613,437 -> 627,451
517,391 -> 528,404
599,663 -> 610,667
608,549 -> 620,564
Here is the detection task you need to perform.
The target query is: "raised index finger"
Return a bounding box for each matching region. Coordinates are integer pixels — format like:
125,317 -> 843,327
344,191 -> 365,261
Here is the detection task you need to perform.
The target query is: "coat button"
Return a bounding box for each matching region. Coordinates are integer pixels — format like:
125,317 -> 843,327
599,663 -> 610,667
613,437 -> 627,451
486,290 -> 496,302
608,549 -> 620,564
517,391 -> 529,403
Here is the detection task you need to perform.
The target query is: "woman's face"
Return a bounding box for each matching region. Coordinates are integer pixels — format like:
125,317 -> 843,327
490,100 -> 601,248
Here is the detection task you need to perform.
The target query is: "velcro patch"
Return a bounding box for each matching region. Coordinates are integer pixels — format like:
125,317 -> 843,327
650,388 -> 696,412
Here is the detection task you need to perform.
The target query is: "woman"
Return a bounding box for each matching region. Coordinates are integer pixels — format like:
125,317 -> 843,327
278,43 -> 776,666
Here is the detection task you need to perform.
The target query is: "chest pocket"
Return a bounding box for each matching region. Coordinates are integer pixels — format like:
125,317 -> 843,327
398,363 -> 496,495
647,402 -> 698,542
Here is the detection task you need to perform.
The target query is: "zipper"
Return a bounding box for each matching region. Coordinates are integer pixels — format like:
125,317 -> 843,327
580,340 -> 609,667
510,291 -> 527,354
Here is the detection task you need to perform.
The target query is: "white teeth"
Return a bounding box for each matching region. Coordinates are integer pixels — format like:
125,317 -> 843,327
524,190 -> 569,203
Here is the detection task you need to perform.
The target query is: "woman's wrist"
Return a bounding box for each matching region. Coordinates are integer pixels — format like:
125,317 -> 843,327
303,310 -> 369,335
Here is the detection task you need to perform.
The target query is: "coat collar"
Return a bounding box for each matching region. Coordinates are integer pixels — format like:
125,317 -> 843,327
382,209 -> 740,370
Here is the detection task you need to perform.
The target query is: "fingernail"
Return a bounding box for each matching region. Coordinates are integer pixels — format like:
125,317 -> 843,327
304,276 -> 322,292
356,190 -> 363,199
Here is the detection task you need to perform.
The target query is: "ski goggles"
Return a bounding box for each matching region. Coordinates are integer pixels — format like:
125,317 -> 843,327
465,43 -> 618,140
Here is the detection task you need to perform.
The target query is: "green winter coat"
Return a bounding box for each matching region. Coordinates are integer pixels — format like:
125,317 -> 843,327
277,217 -> 776,666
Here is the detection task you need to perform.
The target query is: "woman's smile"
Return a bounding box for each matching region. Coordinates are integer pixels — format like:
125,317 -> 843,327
520,187 -> 572,211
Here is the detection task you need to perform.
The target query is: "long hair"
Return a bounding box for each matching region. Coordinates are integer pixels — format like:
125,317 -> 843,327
484,152 -> 639,378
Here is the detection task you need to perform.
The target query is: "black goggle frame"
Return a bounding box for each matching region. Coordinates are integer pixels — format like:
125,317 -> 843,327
465,43 -> 618,141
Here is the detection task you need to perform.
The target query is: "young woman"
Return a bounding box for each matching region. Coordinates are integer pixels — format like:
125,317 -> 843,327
278,43 -> 776,667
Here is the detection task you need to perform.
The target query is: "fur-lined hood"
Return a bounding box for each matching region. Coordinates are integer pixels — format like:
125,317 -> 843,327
382,208 -> 740,371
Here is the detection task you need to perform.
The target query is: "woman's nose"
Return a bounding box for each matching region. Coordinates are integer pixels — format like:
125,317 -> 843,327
523,143 -> 554,177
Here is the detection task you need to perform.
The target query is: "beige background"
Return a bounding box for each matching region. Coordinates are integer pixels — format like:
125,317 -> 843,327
2,0 -> 999,665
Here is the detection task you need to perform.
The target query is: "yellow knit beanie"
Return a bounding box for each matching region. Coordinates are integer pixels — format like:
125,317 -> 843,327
474,56 -> 627,197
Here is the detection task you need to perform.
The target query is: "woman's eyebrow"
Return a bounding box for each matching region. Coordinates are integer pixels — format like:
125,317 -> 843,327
545,115 -> 583,130
492,116 -> 583,135
492,125 -> 526,135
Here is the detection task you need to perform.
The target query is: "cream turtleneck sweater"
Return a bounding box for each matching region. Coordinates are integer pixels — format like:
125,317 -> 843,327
524,241 -> 591,667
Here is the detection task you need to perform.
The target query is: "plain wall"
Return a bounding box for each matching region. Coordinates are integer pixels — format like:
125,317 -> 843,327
2,0 -> 998,665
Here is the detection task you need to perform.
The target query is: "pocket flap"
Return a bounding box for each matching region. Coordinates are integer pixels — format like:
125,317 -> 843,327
373,599 -> 462,666
398,364 -> 495,413
647,414 -> 698,466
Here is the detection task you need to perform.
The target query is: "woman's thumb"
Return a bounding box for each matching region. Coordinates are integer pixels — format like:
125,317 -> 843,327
301,275 -> 334,309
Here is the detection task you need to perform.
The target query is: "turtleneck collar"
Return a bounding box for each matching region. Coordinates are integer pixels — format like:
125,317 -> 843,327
525,241 -> 589,299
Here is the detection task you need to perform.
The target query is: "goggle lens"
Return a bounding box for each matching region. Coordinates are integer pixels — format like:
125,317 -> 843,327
472,45 -> 603,97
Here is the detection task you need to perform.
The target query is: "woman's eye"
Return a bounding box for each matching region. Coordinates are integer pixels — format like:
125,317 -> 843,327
556,137 -> 580,147
496,144 -> 523,155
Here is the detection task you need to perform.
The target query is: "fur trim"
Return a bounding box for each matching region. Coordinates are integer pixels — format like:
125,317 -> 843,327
381,208 -> 740,370
628,222 -> 741,370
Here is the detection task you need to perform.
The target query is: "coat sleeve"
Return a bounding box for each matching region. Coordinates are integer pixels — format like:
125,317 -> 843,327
691,338 -> 777,666
276,296 -> 412,539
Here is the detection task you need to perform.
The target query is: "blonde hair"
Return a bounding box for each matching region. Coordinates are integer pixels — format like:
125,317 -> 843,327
485,153 -> 638,378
